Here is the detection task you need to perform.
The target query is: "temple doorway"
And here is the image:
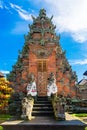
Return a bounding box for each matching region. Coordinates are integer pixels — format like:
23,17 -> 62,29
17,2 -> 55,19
37,60 -> 47,96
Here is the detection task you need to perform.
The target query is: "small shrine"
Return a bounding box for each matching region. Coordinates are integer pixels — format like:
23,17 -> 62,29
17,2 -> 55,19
0,72 -> 4,78
7,9 -> 77,120
78,71 -> 87,99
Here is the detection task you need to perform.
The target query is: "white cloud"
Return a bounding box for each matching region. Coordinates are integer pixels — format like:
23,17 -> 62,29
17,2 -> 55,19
72,30 -> 87,43
0,0 -> 3,9
37,0 -> 87,43
10,3 -> 32,21
0,70 -> 10,75
0,1 -> 12,14
69,59 -> 87,65
2,0 -> 87,43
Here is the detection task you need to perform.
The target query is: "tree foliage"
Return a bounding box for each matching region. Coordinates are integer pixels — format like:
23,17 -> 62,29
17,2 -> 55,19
0,77 -> 13,113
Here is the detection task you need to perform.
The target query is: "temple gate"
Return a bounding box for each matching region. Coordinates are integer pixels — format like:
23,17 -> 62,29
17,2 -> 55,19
7,9 -> 77,98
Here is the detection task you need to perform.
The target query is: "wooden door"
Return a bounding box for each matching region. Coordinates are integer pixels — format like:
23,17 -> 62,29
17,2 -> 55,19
37,60 -> 47,96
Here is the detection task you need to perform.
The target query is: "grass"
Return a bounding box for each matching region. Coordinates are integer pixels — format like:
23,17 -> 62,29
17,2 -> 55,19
85,127 -> 87,130
0,126 -> 4,130
72,113 -> 87,117
0,114 -> 13,130
0,114 -> 12,123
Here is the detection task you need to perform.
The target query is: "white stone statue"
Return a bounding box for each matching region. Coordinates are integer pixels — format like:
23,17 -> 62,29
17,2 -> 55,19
27,81 -> 37,96
47,73 -> 58,97
26,73 -> 37,97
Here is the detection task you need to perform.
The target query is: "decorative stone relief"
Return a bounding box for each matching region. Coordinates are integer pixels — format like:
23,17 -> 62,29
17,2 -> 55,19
31,48 -> 53,58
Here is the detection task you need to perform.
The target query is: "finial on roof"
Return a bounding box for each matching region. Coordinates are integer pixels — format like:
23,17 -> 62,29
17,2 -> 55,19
39,8 -> 46,19
50,15 -> 53,21
31,15 -> 36,21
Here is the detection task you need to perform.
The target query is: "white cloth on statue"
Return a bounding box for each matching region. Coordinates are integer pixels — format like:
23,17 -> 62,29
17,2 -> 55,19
47,82 -> 58,96
27,81 -> 37,96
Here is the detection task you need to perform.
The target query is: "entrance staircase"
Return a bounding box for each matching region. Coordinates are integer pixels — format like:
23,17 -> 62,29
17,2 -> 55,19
32,96 -> 54,117
1,96 -> 86,130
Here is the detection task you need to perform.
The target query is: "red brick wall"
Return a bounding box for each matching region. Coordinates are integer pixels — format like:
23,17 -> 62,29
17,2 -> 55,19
15,43 -> 76,97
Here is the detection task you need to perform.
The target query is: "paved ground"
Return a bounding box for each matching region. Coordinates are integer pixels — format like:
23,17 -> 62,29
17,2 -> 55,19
74,116 -> 87,125
1,113 -> 87,126
1,113 -> 87,130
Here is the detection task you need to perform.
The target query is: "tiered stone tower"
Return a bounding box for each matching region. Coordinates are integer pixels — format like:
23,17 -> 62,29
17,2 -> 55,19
7,9 -> 77,97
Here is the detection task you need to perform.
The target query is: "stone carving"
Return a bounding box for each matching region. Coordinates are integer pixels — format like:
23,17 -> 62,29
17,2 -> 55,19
26,73 -> 37,97
31,15 -> 36,21
52,95 -> 66,120
21,96 -> 34,120
40,39 -> 45,45
47,73 -> 58,97
31,48 -> 53,58
55,45 -> 62,55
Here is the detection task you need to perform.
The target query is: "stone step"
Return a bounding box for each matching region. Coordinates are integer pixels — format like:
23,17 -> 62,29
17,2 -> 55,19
37,96 -> 48,100
33,103 -> 52,107
32,110 -> 54,116
1,124 -> 86,130
32,96 -> 54,117
33,106 -> 53,111
35,100 -> 51,104
1,113 -> 86,130
37,98 -> 48,101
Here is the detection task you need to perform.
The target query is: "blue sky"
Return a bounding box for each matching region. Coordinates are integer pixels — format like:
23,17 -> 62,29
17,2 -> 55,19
0,0 -> 87,81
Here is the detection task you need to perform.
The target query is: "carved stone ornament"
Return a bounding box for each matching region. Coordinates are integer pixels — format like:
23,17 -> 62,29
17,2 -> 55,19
34,48 -> 53,58
29,45 -> 54,58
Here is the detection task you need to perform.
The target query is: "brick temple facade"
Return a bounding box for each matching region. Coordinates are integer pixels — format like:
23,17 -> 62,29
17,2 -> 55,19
7,9 -> 77,97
